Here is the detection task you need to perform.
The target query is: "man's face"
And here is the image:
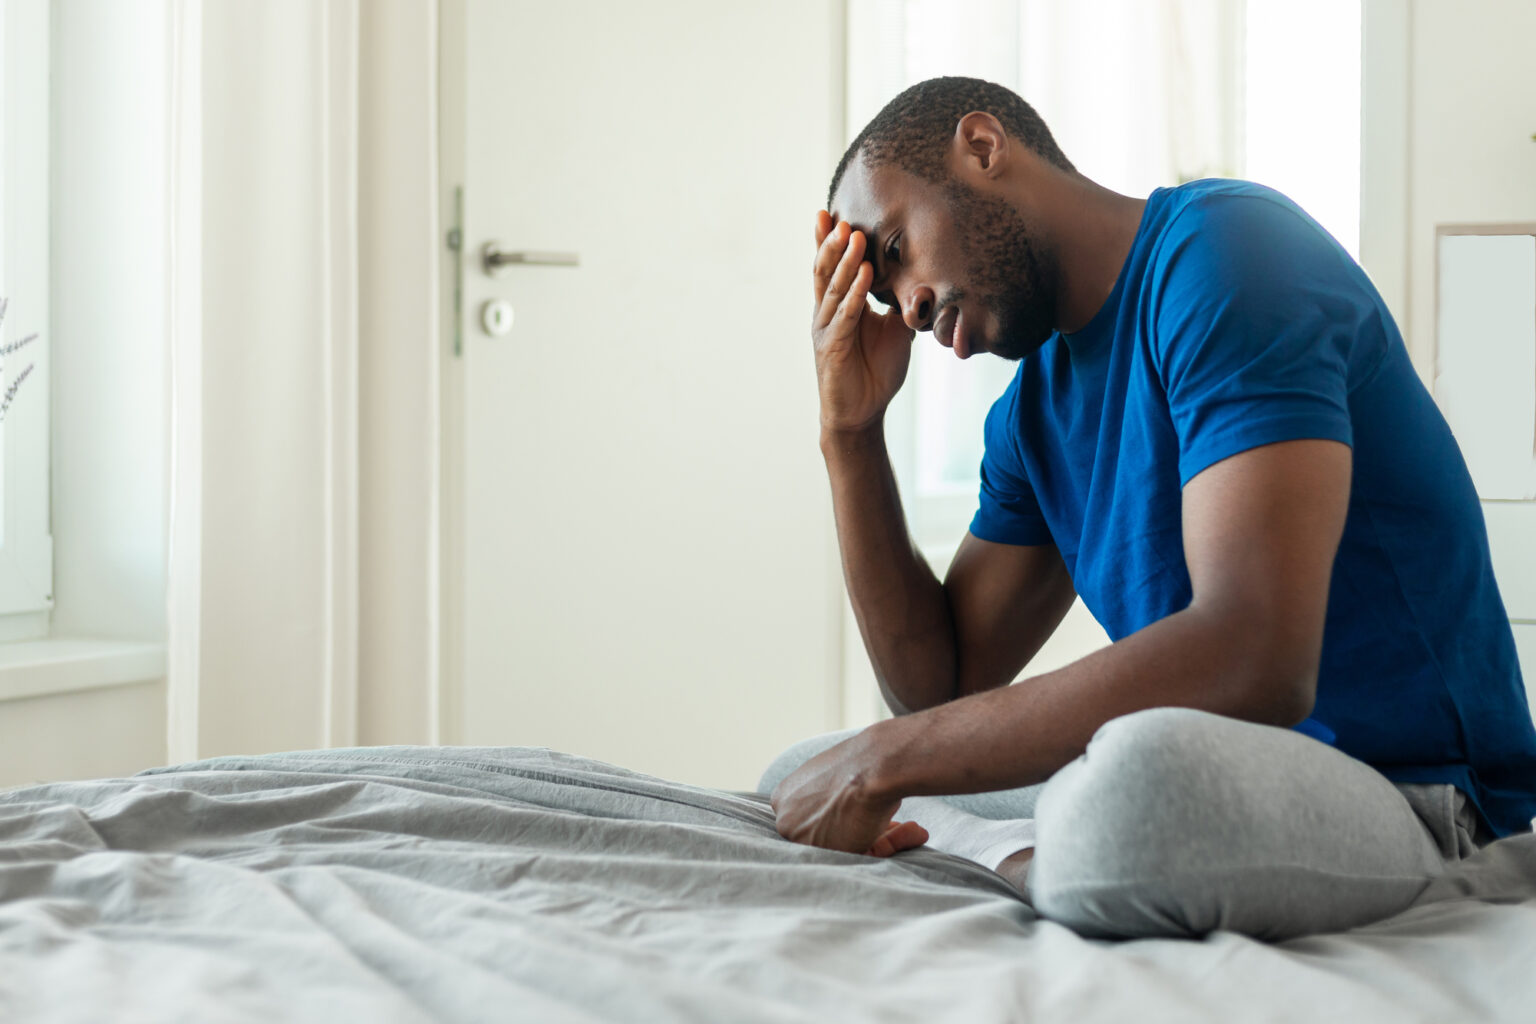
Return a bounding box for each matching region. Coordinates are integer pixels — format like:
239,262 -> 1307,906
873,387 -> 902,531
829,156 -> 1059,361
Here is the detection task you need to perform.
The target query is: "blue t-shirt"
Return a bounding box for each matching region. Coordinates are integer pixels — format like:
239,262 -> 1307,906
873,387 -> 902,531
970,178 -> 1536,837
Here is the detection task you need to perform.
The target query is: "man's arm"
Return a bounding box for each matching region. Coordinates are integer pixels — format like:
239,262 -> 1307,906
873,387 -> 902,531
810,212 -> 1075,714
868,437 -> 1349,798
771,437 -> 1349,851
823,425 -> 1076,714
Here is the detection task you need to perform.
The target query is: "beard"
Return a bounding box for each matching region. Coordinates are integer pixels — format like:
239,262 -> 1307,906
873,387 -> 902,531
939,180 -> 1059,361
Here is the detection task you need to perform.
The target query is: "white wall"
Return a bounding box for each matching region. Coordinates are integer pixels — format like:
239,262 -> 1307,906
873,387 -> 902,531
1403,0 -> 1536,374
1388,0 -> 1536,712
0,680 -> 165,788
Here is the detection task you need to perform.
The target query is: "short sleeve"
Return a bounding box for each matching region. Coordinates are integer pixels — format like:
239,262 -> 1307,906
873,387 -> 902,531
1151,193 -> 1367,485
968,373 -> 1054,546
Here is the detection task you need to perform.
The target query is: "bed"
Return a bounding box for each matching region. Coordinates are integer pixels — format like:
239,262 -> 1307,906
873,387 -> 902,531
2,744 -> 1534,1022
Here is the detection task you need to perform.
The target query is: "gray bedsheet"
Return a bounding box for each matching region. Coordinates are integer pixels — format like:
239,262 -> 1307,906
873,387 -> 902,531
1,745 -> 1533,1023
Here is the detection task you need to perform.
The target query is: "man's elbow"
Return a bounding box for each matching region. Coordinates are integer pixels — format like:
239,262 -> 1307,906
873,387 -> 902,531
1233,635 -> 1320,726
1247,667 -> 1318,728
1199,598 -> 1323,728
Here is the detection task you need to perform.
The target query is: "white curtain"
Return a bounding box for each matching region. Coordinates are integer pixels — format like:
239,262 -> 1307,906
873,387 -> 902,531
1015,0 -> 1243,194
167,0 -> 439,762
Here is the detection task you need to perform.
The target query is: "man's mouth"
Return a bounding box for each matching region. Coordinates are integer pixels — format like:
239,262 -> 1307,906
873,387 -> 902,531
934,305 -> 970,360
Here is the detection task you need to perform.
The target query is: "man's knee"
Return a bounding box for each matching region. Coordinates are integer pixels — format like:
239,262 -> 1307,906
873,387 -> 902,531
1031,708 -> 1308,938
1029,708 -> 1240,935
756,728 -> 862,796
1028,707 -> 1437,940
1038,707 -> 1243,833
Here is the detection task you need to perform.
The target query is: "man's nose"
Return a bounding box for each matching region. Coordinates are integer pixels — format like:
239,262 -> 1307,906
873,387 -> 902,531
902,286 -> 936,332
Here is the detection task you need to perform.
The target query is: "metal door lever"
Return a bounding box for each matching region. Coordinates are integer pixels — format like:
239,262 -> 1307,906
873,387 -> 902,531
481,242 -> 580,274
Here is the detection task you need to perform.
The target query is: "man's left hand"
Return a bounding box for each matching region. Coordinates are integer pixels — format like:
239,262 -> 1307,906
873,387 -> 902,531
769,731 -> 927,856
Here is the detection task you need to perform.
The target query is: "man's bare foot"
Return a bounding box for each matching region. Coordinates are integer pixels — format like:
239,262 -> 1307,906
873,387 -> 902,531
995,847 -> 1034,892
866,819 -> 929,858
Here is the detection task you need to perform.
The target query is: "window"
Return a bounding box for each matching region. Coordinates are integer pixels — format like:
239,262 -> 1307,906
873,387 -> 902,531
847,0 -> 1363,548
0,0 -> 54,642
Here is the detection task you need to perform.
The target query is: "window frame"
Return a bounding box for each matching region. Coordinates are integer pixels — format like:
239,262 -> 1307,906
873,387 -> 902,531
0,0 -> 55,639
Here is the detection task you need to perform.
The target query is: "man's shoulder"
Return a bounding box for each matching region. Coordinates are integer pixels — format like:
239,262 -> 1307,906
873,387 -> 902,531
1139,178 -> 1358,311
1154,177 -> 1301,221
1147,178 -> 1320,255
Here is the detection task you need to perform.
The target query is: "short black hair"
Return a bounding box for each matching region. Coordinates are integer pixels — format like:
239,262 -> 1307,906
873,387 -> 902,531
828,76 -> 1074,208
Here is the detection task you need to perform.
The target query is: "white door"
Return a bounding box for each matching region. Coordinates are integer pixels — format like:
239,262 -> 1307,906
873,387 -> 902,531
443,0 -> 844,789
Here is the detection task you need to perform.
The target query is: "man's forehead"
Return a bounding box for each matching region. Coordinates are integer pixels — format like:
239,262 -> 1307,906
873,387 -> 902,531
829,158 -> 904,235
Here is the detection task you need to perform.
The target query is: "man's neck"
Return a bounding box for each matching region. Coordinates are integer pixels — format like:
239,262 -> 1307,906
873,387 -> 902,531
1036,175 -> 1147,335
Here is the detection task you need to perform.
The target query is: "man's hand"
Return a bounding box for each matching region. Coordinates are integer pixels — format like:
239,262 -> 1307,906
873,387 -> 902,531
812,210 -> 916,434
769,728 -> 928,856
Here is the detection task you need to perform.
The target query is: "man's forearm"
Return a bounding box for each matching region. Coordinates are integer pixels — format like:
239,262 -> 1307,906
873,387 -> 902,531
858,599 -> 1317,799
822,423 -> 957,713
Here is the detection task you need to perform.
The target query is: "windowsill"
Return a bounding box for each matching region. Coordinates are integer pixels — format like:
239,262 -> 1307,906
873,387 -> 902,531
0,637 -> 167,702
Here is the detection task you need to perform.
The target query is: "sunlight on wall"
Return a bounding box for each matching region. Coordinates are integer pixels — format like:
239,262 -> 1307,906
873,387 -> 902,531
1245,0 -> 1361,257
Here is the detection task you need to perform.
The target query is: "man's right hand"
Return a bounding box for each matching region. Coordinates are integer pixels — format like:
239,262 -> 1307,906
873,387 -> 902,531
811,210 -> 916,435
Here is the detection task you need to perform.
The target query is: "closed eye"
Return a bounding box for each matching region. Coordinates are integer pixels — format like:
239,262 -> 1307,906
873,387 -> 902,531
871,232 -> 902,313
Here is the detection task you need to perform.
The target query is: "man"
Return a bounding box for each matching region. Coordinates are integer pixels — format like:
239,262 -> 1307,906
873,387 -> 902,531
761,77 -> 1536,940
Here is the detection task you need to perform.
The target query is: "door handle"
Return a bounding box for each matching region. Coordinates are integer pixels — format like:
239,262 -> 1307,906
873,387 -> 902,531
481,241 -> 579,274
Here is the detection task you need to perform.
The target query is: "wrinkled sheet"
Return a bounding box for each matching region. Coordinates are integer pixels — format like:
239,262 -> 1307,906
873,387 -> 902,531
1,745 -> 1534,1023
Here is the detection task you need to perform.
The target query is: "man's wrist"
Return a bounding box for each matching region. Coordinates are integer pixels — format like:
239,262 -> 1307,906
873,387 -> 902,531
819,420 -> 885,458
854,713 -> 922,803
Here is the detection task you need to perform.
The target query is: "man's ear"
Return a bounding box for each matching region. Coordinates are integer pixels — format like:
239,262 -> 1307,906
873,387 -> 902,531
952,112 -> 1009,179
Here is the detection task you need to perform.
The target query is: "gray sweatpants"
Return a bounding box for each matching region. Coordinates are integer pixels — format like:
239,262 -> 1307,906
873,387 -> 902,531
757,707 -> 1490,941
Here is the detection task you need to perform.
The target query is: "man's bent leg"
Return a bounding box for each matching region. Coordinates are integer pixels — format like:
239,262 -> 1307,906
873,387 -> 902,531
1029,707 -> 1447,941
